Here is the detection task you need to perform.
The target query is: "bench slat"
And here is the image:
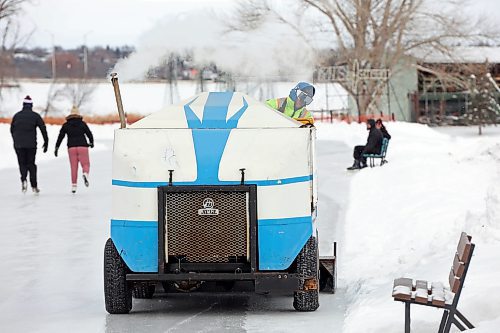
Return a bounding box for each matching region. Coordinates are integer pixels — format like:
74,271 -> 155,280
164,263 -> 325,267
431,282 -> 446,307
393,278 -> 413,301
457,232 -> 472,263
449,268 -> 461,293
453,253 -> 465,277
415,280 -> 429,304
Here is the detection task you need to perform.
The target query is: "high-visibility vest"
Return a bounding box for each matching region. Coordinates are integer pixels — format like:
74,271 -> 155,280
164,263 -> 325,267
266,96 -> 313,121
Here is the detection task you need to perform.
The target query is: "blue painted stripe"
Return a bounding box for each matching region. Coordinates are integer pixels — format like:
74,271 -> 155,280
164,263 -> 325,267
183,92 -> 249,184
111,219 -> 157,226
111,175 -> 312,188
258,216 -> 312,226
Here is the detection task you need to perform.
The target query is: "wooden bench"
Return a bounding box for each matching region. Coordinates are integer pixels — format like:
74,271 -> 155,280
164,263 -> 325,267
363,138 -> 389,167
392,232 -> 475,333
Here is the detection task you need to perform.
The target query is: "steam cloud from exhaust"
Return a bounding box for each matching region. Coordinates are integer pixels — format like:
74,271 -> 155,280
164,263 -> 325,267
112,9 -> 316,82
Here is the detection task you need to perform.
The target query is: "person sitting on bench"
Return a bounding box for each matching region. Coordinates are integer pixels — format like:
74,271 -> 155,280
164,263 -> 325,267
376,118 -> 391,140
347,119 -> 383,170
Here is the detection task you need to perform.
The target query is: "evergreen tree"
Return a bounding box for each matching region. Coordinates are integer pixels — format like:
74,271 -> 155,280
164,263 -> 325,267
466,72 -> 500,135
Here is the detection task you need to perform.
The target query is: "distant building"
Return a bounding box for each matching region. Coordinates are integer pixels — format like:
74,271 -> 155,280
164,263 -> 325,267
412,46 -> 500,124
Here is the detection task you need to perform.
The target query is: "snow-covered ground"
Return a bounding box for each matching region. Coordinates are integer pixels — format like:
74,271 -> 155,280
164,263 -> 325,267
316,122 -> 500,332
1,120 -> 499,332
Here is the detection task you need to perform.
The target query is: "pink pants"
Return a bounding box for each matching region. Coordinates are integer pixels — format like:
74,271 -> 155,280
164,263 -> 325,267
68,147 -> 90,185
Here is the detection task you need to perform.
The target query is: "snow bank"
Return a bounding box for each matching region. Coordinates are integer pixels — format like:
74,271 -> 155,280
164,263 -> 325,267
0,123 -> 115,171
316,122 -> 500,332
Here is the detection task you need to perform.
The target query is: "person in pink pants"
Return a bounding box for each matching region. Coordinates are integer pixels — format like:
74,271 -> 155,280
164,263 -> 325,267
54,106 -> 94,193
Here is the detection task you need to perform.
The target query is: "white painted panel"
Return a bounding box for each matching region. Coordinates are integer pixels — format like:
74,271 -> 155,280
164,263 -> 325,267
127,105 -> 188,129
112,187 -> 158,221
113,129 -> 197,182
256,182 -> 312,220
219,128 -> 311,181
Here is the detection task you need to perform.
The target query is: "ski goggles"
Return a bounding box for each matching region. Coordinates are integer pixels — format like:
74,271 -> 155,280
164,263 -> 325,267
297,90 -> 313,105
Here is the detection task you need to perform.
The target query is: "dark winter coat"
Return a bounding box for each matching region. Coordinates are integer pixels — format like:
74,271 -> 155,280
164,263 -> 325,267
380,125 -> 391,140
362,127 -> 384,155
10,105 -> 49,149
55,115 -> 94,149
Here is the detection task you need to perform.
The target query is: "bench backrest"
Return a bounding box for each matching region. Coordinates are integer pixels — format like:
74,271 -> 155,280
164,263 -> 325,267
449,232 -> 474,294
381,138 -> 389,157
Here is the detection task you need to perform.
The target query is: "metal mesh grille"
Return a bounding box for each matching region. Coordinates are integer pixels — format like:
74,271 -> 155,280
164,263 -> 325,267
165,191 -> 248,263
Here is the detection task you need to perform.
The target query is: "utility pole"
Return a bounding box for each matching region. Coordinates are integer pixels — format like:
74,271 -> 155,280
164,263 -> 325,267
83,31 -> 92,77
46,31 -> 56,80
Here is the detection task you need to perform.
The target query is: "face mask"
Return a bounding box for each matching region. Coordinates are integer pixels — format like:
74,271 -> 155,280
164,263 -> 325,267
297,91 -> 313,105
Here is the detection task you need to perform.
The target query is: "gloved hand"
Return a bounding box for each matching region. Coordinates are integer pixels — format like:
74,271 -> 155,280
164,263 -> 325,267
89,142 -> 94,148
54,148 -> 58,157
43,142 -> 48,153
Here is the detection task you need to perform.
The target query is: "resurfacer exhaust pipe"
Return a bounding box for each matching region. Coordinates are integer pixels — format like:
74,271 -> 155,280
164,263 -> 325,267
110,73 -> 127,129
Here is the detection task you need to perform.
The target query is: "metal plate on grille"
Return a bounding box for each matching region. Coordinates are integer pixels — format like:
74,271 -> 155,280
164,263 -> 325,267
165,191 -> 249,263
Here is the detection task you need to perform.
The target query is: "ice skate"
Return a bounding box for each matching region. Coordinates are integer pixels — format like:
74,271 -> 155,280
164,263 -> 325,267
71,184 -> 77,194
21,180 -> 27,193
32,187 -> 40,195
83,173 -> 89,187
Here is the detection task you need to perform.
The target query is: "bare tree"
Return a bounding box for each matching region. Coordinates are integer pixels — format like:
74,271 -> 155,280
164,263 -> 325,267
41,82 -> 65,117
62,79 -> 97,109
230,0 -> 496,117
0,0 -> 31,101
41,79 -> 97,118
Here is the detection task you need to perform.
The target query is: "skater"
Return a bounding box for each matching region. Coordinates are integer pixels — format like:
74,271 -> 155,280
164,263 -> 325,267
266,82 -> 315,123
347,119 -> 383,170
54,106 -> 94,193
10,95 -> 49,194
376,118 -> 391,140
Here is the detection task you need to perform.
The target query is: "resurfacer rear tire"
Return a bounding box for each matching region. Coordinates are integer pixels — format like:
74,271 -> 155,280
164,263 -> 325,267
293,236 -> 319,311
104,238 -> 133,314
133,282 -> 156,299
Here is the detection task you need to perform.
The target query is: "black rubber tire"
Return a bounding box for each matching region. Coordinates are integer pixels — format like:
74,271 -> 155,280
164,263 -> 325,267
104,238 -> 132,314
132,282 -> 156,299
293,236 -> 319,311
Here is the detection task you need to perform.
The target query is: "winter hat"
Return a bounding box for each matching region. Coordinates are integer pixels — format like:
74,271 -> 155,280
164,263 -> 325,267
66,105 -> 82,120
367,119 -> 376,128
23,95 -> 33,105
70,105 -> 80,115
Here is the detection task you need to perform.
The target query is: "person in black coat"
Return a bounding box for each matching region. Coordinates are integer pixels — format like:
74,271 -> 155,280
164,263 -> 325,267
376,118 -> 391,140
54,106 -> 94,193
347,119 -> 383,170
10,95 -> 49,193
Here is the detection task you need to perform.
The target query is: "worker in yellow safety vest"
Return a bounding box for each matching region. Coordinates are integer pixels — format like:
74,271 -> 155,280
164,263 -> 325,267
266,82 -> 315,124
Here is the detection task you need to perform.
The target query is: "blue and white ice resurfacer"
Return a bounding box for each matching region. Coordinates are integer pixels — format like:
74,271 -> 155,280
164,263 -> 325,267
104,75 -> 336,314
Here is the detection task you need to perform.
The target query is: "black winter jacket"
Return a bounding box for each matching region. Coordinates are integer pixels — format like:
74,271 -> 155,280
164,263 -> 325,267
380,125 -> 391,140
362,127 -> 383,154
10,106 -> 49,149
55,116 -> 94,149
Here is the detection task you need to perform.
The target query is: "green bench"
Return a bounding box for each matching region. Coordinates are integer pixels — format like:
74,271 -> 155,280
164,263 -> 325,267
363,138 -> 389,167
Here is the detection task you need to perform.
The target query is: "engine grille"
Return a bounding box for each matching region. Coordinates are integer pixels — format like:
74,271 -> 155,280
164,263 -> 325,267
165,190 -> 249,263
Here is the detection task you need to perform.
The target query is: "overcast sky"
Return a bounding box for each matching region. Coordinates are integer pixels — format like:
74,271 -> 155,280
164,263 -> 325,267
22,0 -> 233,48
21,0 -> 500,48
